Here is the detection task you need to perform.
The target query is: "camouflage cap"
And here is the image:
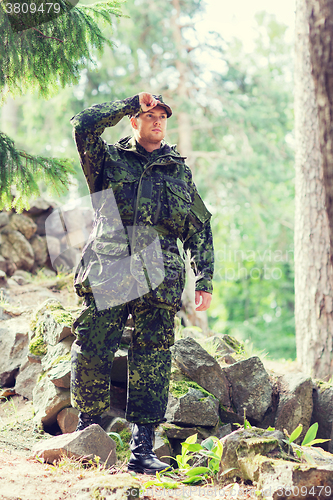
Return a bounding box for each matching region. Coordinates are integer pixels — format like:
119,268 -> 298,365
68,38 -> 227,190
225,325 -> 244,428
151,94 -> 172,118
132,94 -> 172,118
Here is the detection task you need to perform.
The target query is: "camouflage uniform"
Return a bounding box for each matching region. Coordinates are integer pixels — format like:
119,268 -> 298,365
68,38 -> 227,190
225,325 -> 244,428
70,94 -> 214,424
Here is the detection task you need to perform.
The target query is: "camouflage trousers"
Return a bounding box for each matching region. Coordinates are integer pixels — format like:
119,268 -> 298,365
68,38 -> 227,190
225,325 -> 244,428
70,292 -> 177,424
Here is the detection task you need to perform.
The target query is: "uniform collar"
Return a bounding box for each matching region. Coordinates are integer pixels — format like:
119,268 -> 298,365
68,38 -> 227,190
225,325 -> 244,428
116,136 -> 182,159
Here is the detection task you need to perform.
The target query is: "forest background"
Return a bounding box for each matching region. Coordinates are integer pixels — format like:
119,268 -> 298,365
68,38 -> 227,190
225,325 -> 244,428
0,0 -> 296,361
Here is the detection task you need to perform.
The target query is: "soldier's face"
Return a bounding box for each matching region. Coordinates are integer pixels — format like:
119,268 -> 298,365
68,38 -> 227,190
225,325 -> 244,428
131,105 -> 167,145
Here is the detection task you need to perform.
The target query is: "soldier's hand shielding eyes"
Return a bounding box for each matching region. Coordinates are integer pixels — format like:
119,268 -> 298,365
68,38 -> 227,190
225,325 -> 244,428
138,92 -> 161,112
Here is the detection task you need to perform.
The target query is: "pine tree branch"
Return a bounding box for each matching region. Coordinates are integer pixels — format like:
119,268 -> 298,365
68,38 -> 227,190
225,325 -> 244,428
0,0 -> 123,97
31,27 -> 64,43
0,132 -> 76,212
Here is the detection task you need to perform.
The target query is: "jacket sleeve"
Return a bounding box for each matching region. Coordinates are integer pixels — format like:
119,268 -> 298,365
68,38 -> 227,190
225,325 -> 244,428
183,187 -> 214,294
70,95 -> 141,193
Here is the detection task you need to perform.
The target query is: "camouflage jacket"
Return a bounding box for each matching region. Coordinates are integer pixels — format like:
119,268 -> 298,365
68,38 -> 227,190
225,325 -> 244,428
70,94 -> 214,305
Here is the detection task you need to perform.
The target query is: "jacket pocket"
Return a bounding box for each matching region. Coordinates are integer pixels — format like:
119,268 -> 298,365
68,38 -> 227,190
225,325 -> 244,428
165,180 -> 192,228
104,166 -> 138,220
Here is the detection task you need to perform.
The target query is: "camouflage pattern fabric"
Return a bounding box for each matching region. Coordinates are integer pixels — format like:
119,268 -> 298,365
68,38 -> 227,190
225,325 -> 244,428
71,293 -> 175,423
70,94 -> 214,422
70,95 -> 214,295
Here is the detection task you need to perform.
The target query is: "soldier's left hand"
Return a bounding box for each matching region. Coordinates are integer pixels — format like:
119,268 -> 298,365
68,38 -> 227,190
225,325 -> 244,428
195,290 -> 212,311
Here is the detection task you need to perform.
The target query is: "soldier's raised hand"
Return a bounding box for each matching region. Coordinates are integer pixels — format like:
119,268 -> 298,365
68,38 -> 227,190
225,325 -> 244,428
138,92 -> 160,112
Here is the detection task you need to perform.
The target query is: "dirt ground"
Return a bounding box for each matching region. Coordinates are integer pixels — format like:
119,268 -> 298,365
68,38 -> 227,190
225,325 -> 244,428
0,273 -> 298,499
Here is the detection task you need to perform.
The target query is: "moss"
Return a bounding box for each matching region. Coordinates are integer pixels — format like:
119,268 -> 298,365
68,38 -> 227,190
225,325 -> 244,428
115,428 -> 132,463
169,379 -> 215,399
223,334 -> 245,354
316,379 -> 333,393
49,307 -> 73,326
29,336 -> 47,356
51,352 -> 71,367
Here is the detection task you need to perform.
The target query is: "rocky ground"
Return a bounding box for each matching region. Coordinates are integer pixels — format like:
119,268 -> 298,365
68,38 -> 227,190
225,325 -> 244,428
0,272 -> 298,500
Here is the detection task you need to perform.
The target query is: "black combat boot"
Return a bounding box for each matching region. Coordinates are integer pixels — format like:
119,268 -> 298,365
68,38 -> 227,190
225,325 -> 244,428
75,412 -> 102,431
127,424 -> 172,475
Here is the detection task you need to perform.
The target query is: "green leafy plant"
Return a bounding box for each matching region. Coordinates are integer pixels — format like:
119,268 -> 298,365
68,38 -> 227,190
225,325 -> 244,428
145,433 -> 231,489
284,423 -> 330,463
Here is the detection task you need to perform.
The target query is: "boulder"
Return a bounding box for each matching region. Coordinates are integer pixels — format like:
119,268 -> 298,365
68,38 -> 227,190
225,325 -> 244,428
30,235 -> 49,267
0,316 -> 30,386
41,336 -> 74,372
257,447 -> 333,500
15,360 -> 43,400
0,230 -> 34,271
0,212 -> 10,228
171,337 -> 230,407
165,388 -> 219,427
275,373 -> 313,441
45,235 -> 61,264
0,255 -> 7,273
73,473 -> 140,500
57,407 -> 79,433
9,213 -> 37,240
200,335 -> 237,356
154,430 -> 172,465
222,356 -> 272,423
47,359 -> 71,388
220,427 -> 289,480
220,427 -> 333,499
32,374 -> 71,426
24,197 -> 53,216
31,424 -> 117,468
312,383 -> 333,453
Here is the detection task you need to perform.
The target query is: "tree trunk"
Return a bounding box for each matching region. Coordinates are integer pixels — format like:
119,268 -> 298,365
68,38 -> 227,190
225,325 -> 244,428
294,0 -> 333,379
307,0 -> 333,264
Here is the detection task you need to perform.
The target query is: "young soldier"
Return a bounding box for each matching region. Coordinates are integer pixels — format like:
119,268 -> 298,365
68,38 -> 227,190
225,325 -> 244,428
70,92 -> 214,474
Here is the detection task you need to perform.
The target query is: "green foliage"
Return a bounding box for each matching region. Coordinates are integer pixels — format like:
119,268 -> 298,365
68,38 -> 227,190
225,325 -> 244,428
284,423 -> 330,463
0,0 -> 123,97
146,433 -> 229,488
0,0 -> 122,209
29,335 -> 47,356
111,427 -> 131,463
0,131 -> 76,211
0,2 -> 296,360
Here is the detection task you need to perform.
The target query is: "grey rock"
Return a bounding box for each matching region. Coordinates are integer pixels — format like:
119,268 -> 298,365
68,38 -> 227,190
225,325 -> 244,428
32,424 -> 117,468
222,356 -> 272,422
312,383 -> 333,453
45,235 -> 61,264
0,255 -> 7,273
33,374 -> 71,426
24,198 -> 53,216
57,407 -> 79,434
275,373 -> 313,441
0,212 -> 10,228
258,451 -> 333,500
0,230 -> 34,271
41,336 -> 74,372
30,235 -> 49,267
73,473 -> 140,500
201,335 -> 236,356
48,359 -> 71,388
165,388 -> 219,426
10,213 -> 37,240
171,337 -> 230,407
154,430 -> 171,465
15,360 -> 43,400
0,316 -> 30,386
104,417 -> 130,435
220,426 -> 288,480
